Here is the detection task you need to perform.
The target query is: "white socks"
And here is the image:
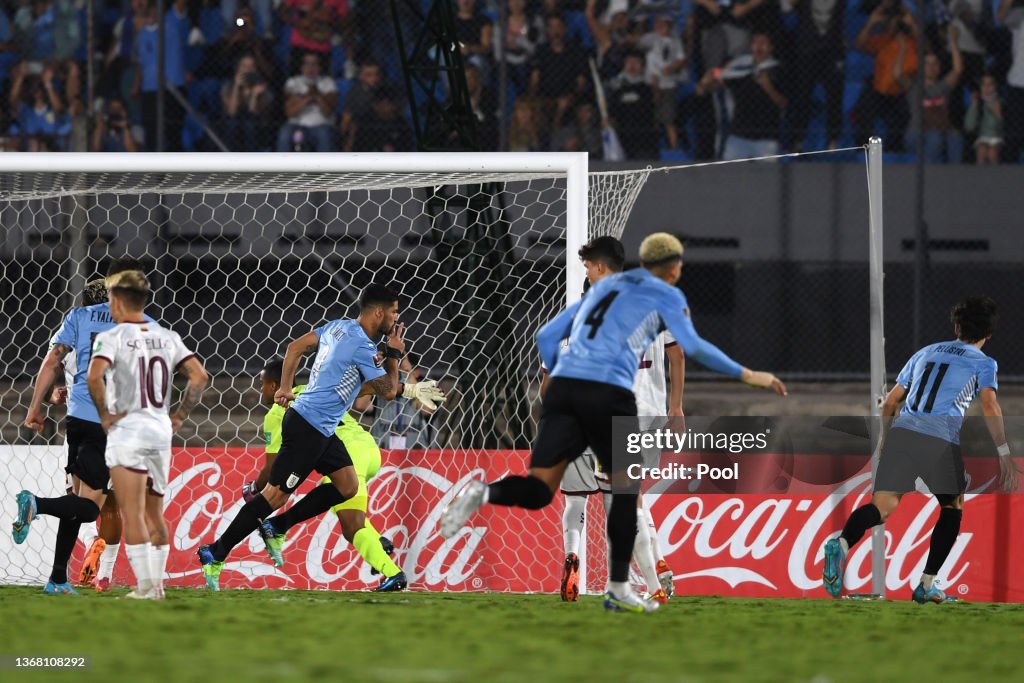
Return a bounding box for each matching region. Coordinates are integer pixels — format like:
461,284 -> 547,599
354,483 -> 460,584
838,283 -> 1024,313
562,496 -> 588,556
921,573 -> 935,590
150,544 -> 169,593
97,543 -> 120,582
632,517 -> 661,594
839,537 -> 850,554
642,505 -> 664,564
125,543 -> 154,594
608,580 -> 630,596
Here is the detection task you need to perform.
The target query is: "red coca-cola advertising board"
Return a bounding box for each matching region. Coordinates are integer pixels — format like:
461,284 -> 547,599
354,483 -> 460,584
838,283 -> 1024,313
154,448 -> 1023,601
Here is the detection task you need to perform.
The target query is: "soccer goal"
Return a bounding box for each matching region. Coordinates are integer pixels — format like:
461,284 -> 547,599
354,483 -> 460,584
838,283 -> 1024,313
0,147 -> 886,597
0,152 -> 644,591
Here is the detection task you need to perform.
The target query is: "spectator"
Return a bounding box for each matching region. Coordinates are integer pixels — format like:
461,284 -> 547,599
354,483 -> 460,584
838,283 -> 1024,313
585,0 -> 639,82
508,97 -> 543,151
607,50 -> 657,159
134,0 -> 187,150
852,0 -> 918,151
701,31 -> 788,160
102,0 -> 149,101
279,0 -> 347,75
785,0 -> 846,151
340,60 -> 387,151
550,100 -> 603,157
277,51 -> 338,152
221,53 -> 275,152
639,14 -> 687,150
197,6 -> 280,85
1000,0 -> 1024,162
964,73 -> 1005,164
465,62 -> 498,150
529,14 -> 589,135
7,62 -> 71,151
949,0 -> 992,96
692,0 -> 768,71
91,97 -> 142,152
896,26 -> 964,163
13,0 -> 79,65
493,0 -> 537,91
351,86 -> 413,152
454,0 -> 493,77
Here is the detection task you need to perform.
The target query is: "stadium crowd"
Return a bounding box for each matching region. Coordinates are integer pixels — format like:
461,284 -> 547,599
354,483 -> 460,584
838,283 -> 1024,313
0,0 -> 1022,163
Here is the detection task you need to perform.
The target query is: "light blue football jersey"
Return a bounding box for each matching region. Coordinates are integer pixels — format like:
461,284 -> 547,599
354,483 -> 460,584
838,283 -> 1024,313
892,340 -> 998,444
537,268 -> 743,392
291,319 -> 386,436
50,303 -> 154,423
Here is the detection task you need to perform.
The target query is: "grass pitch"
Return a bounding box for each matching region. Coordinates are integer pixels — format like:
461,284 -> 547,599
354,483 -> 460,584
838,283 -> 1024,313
1,587 -> 1023,683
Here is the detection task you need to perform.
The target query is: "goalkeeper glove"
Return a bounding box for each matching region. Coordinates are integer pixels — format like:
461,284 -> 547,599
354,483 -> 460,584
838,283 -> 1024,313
402,380 -> 446,410
241,480 -> 257,503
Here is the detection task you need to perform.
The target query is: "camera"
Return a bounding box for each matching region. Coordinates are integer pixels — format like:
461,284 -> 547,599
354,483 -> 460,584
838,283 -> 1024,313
236,17 -> 245,27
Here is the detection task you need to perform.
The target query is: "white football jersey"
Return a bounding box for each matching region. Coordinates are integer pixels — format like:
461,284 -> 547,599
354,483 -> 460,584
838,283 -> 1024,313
92,321 -> 194,448
633,331 -> 677,416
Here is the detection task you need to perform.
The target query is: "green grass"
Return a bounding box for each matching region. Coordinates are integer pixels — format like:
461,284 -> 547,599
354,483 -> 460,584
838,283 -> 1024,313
1,588 -> 1023,683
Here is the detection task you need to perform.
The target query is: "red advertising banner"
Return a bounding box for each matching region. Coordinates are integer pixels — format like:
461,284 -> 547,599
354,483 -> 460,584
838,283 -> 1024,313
146,448 -> 1022,601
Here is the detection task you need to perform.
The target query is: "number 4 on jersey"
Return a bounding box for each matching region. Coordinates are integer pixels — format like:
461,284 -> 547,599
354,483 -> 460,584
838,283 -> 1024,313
584,291 -> 619,339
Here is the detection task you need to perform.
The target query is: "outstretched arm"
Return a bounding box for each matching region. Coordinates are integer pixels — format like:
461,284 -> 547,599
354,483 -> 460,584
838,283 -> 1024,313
25,344 -> 71,432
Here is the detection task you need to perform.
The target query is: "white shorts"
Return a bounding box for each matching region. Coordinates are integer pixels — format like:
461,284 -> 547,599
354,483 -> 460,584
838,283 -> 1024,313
105,444 -> 171,496
560,451 -> 611,495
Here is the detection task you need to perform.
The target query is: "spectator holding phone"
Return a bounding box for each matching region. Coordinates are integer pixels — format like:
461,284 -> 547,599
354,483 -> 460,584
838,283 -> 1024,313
91,98 -> 141,152
964,73 -> 1005,164
222,53 -> 276,152
276,51 -> 338,152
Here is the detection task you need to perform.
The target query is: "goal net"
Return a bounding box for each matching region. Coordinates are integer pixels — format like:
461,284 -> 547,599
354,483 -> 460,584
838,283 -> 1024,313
0,153 -> 651,592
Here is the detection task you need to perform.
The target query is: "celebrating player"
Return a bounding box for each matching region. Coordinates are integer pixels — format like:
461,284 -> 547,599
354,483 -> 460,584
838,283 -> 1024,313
247,357 -> 410,591
15,258 -> 151,595
85,270 -> 208,599
197,283 -> 443,590
556,236 -> 680,603
441,233 -> 787,613
823,296 -> 1019,603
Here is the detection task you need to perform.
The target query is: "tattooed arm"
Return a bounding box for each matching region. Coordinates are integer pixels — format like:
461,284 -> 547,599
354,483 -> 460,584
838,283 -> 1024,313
275,330 -> 320,407
25,343 -> 72,433
171,357 -> 209,432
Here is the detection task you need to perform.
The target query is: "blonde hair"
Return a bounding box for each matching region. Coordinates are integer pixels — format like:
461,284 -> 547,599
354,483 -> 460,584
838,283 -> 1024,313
105,270 -> 150,308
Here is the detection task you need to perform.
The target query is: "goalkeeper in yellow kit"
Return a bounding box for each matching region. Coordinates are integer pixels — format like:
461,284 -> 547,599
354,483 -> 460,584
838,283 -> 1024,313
244,358 -> 413,591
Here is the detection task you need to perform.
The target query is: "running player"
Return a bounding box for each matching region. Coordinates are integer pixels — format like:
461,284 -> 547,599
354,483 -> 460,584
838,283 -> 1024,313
197,283 -> 442,590
556,236 -> 680,604
441,233 -> 787,613
823,296 -> 1019,602
46,278 -> 125,589
86,270 -> 208,599
15,258 -> 151,595
249,357 -> 410,591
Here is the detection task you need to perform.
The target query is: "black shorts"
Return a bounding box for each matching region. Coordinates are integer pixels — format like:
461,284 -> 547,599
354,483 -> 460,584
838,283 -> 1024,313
874,427 -> 966,496
268,409 -> 354,493
532,377 -> 638,478
65,415 -> 110,492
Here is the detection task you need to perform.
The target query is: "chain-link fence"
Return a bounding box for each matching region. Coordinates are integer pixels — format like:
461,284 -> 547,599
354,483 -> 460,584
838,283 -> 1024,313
0,0 -> 1022,161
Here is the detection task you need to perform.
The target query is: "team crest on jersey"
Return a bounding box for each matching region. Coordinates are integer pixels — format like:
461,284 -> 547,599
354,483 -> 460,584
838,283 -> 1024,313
93,340 -> 103,353
286,473 -> 300,489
